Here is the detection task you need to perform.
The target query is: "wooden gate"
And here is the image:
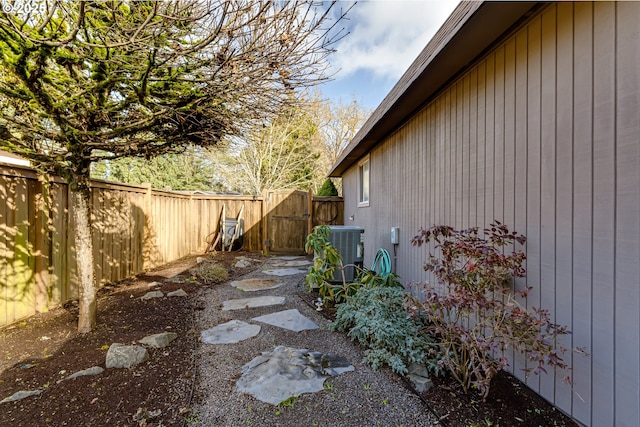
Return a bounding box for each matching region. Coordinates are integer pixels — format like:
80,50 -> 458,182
264,189 -> 311,254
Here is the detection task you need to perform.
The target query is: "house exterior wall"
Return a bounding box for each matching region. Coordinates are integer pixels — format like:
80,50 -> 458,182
341,3 -> 639,426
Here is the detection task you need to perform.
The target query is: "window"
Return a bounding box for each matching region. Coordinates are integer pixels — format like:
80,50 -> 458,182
358,156 -> 370,206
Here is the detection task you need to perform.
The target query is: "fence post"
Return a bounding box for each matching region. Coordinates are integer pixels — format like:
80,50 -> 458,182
261,191 -> 269,255
142,183 -> 152,269
307,189 -> 313,254
34,175 -> 51,313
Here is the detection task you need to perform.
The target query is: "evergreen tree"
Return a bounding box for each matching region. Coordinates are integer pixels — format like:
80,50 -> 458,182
317,178 -> 339,196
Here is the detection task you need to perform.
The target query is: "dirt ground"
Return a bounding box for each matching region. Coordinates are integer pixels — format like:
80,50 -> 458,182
0,251 -> 578,427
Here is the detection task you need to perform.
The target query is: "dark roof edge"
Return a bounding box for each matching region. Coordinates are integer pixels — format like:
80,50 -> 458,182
329,1 -> 541,177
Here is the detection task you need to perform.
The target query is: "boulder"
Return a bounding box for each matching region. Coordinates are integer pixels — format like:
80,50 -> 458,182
408,363 -> 433,392
105,343 -> 149,369
138,332 -> 178,349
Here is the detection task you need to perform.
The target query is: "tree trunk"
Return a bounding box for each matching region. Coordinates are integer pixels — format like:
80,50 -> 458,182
70,178 -> 97,333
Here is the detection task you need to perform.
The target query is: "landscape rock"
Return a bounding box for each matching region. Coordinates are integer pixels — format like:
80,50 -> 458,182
66,366 -> 105,380
167,289 -> 188,297
1,389 -> 42,404
105,343 -> 149,369
148,281 -> 162,288
408,363 -> 433,392
234,258 -> 253,268
141,291 -> 164,300
138,332 -> 178,349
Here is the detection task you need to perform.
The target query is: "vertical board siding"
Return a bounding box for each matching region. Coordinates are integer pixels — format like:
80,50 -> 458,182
571,2 -> 593,421
1,168 -> 343,327
591,2 -> 616,425
340,3 -> 640,425
614,3 -> 640,426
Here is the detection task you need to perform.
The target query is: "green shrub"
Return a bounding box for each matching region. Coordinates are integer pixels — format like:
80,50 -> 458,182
331,281 -> 441,375
305,225 -> 362,304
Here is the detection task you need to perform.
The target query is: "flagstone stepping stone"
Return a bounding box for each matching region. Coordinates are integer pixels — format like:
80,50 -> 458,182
274,256 -> 305,260
252,309 -> 318,332
200,320 -> 261,344
236,346 -> 354,405
262,268 -> 307,276
230,278 -> 283,291
270,260 -> 313,267
222,296 -> 286,311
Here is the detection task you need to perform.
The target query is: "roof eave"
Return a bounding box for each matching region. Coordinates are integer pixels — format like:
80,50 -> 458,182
329,1 -> 542,177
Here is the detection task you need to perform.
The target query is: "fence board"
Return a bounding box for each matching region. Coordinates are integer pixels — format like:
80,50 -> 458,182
0,164 -> 343,327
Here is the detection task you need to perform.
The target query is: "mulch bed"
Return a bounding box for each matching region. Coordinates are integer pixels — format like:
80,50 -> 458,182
298,290 -> 579,427
0,252 -> 244,427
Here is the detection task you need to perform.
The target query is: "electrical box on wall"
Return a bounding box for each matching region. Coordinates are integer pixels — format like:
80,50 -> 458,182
390,227 -> 399,245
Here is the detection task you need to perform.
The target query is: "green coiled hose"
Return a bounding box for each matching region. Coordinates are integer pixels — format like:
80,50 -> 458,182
371,248 -> 392,276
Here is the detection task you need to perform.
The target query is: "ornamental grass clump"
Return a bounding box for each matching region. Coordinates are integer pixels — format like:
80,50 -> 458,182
409,221 -> 571,398
191,261 -> 229,285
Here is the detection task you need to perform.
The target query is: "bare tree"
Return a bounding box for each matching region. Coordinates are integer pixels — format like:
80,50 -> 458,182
220,106 -> 324,194
0,0 -> 349,332
315,95 -> 371,167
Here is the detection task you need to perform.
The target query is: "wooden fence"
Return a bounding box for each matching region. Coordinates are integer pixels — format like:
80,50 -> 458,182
0,163 -> 343,327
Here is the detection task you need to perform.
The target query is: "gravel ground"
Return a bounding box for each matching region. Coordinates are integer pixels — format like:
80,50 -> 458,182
190,255 -> 439,427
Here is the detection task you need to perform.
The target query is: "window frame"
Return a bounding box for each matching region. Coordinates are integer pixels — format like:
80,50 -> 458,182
358,155 -> 370,207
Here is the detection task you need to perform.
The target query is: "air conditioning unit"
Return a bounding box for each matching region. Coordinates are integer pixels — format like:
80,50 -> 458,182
327,226 -> 364,282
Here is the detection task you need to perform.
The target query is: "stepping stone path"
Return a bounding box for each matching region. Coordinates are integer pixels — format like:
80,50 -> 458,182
199,255 -> 353,406
262,268 -> 308,276
236,346 -> 354,405
230,278 -> 283,291
270,259 -> 313,267
200,320 -> 261,344
252,309 -> 318,332
222,296 -> 285,311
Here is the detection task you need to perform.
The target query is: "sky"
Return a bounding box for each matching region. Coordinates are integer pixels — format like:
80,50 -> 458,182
320,0 -> 460,111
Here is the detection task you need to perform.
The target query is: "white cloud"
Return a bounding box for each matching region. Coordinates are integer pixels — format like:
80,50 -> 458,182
330,0 -> 459,81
